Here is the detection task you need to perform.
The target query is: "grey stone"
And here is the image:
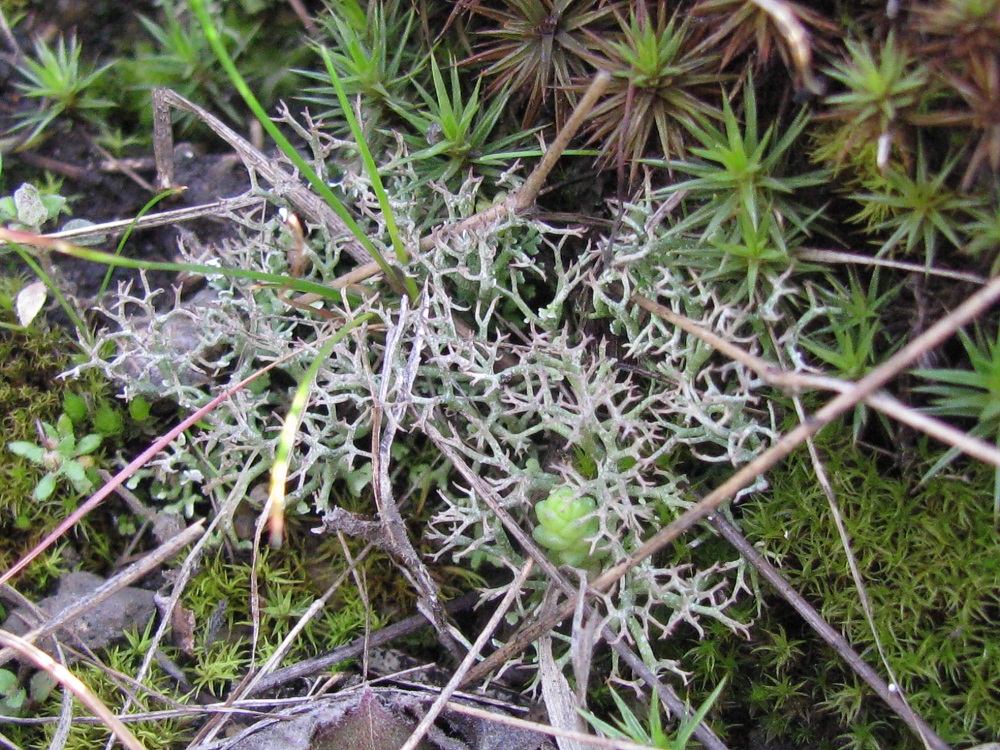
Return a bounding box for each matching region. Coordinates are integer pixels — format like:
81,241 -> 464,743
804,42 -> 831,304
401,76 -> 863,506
2,572 -> 156,661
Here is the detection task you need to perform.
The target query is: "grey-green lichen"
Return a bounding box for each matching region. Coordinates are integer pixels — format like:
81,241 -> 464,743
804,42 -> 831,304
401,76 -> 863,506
75,131 -> 766,686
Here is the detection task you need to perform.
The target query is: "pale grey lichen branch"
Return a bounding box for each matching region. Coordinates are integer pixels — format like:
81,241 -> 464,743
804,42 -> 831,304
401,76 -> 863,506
75,110 -> 796,687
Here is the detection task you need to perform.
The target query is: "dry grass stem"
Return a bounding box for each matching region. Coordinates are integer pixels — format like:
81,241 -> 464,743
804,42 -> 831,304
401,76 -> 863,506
798,247 -> 987,284
443,700 -> 677,750
608,270 -> 1000,599
398,559 -> 535,750
248,593 -> 480,696
750,0 -> 823,93
43,195 -> 265,243
633,294 -> 1000,469
0,630 -> 147,750
371,297 -> 458,654
155,88 -> 371,262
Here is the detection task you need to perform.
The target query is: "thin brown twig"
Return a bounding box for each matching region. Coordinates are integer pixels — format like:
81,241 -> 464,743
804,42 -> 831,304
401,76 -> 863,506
40,194 -> 266,243
603,273 -> 1000,606
11,152 -> 98,183
370,296 -> 460,656
631,295 -> 1000,470
514,71 -> 611,213
338,531 -> 373,680
398,559 -> 535,750
285,0 -> 319,36
247,592 -> 480,696
151,87 -> 175,192
89,138 -> 156,193
50,670 -> 74,750
779,340 -> 938,750
798,247 -> 987,284
808,436 -> 933,748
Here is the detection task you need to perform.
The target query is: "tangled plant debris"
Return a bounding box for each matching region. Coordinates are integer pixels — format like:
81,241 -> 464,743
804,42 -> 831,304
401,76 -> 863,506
3,0 -> 1000,747
75,142 -> 758,689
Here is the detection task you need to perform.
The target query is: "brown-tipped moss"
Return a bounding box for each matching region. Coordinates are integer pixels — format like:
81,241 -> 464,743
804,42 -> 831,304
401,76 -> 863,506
462,0 -> 618,128
578,3 -> 723,184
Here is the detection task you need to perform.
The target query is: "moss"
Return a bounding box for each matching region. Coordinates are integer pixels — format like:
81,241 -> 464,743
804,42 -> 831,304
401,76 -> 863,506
691,429 -> 1000,748
3,535 -> 384,750
0,292 -> 76,588
4,619 -> 190,750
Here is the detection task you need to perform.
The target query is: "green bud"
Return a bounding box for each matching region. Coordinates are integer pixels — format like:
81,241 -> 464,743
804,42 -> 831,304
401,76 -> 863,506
62,392 -> 88,423
532,486 -> 603,567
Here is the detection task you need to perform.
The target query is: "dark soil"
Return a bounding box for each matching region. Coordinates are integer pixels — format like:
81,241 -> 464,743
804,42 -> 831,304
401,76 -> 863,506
0,2 -> 260,324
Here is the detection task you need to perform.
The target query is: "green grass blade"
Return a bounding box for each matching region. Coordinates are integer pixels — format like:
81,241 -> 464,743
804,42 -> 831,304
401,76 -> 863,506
671,677 -> 727,750
185,0 -> 403,289
99,188 -> 181,298
9,244 -> 89,342
317,46 -> 414,299
267,312 -> 374,546
0,228 -> 359,306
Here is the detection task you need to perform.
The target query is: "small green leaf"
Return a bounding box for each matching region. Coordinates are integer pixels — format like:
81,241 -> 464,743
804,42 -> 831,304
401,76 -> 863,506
92,404 -> 123,436
345,464 -> 372,497
63,461 -> 87,484
75,433 -> 102,456
671,677 -> 727,749
29,670 -> 57,703
0,669 -> 19,694
63,391 -> 89,423
34,473 -> 57,501
128,396 -> 151,422
40,193 -> 67,220
8,441 -> 45,464
13,183 -> 49,229
57,433 -> 76,456
55,413 -> 74,438
532,526 -> 575,552
0,196 -> 16,221
0,668 -> 26,716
